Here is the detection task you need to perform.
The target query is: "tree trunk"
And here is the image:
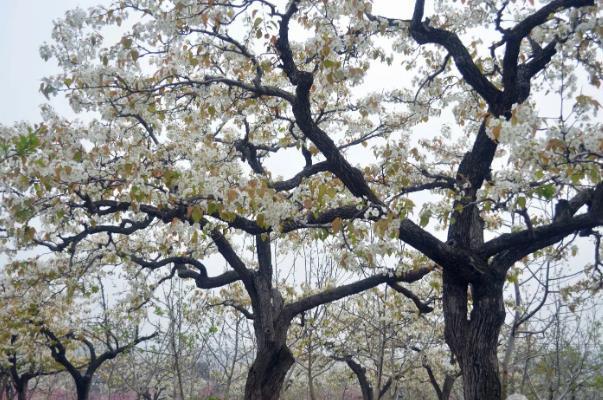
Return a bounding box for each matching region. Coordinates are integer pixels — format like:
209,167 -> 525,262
224,316 -> 241,400
244,341 -> 294,400
424,360 -> 458,400
440,373 -> 456,400
443,272 -> 505,400
15,383 -> 26,400
344,356 -> 374,400
307,332 -> 317,400
501,281 -> 521,399
76,378 -> 91,400
10,374 -> 29,400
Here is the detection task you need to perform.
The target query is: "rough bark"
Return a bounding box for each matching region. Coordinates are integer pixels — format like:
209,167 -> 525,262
440,374 -> 456,400
31,2 -> 597,399
443,273 -> 506,400
244,339 -> 294,400
242,236 -> 295,400
413,0 -> 600,391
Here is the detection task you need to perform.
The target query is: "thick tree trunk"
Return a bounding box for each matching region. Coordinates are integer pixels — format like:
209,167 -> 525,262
15,383 -> 26,400
9,373 -> 29,400
75,378 -> 91,400
443,272 -> 505,400
244,342 -> 294,400
243,237 -> 296,400
459,340 -> 502,400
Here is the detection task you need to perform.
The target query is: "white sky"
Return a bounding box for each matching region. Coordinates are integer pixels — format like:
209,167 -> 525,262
0,0 -> 110,124
0,0 -> 415,125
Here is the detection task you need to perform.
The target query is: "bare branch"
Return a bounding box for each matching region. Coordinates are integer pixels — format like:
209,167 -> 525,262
387,282 -> 433,314
283,266 -> 433,319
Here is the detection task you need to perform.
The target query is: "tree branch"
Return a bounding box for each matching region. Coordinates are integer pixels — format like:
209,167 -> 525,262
501,0 -> 594,107
270,161 -> 330,192
283,267 -> 432,319
209,300 -> 255,320
410,0 -> 502,110
387,282 -> 433,314
398,219 -> 486,278
90,332 -> 157,373
483,183 -> 603,267
209,227 -> 253,282
334,355 -> 374,400
275,0 -> 382,205
126,254 -> 241,289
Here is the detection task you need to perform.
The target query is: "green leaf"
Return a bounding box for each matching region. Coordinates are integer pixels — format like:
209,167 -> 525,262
73,149 -> 83,162
536,184 -> 556,200
570,169 -> 584,185
323,59 -> 339,69
256,213 -> 267,229
14,131 -> 40,156
517,196 -> 526,209
316,228 -> 330,241
130,185 -> 144,202
207,202 -> 221,215
15,204 -> 34,223
589,166 -> 601,183
419,209 -> 432,228
220,210 -> 236,222
191,206 -> 203,223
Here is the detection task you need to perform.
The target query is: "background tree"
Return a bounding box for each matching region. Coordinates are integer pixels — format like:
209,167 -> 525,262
498,253 -> 603,400
40,325 -> 156,400
1,1 -> 602,399
328,287 -> 426,400
0,256 -> 157,400
201,302 -> 255,399
96,338 -> 171,400
0,261 -> 69,400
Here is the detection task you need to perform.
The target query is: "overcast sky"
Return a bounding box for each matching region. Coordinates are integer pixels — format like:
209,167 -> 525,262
0,0 -> 407,125
0,0 -> 110,124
